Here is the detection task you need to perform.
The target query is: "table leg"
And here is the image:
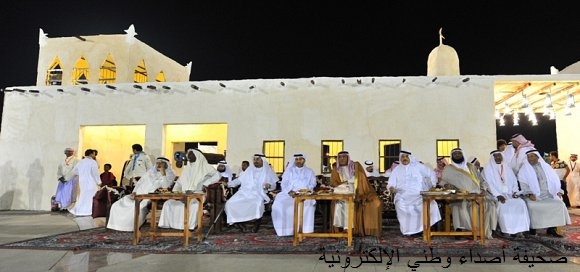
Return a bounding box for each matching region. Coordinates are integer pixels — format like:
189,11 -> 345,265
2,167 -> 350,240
197,197 -> 204,242
293,197 -> 300,246
471,198 -> 477,241
423,198 -> 430,243
183,199 -> 190,247
347,196 -> 353,247
133,198 -> 141,245
479,196 -> 485,245
298,200 -> 305,242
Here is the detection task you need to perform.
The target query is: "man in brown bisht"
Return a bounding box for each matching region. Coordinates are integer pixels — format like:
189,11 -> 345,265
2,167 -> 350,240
330,151 -> 382,237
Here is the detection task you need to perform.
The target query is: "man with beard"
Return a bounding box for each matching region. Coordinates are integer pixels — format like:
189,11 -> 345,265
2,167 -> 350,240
54,147 -> 79,212
158,149 -> 220,230
517,150 -> 571,237
271,153 -> 317,236
509,134 -> 535,175
441,148 -> 497,239
388,151 -> 440,237
330,151 -> 382,237
482,150 -> 530,238
225,154 -> 278,233
107,157 -> 175,231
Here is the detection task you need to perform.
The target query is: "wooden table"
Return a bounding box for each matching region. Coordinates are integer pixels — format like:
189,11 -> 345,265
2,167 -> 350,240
133,193 -> 204,247
293,193 -> 354,246
421,192 -> 485,245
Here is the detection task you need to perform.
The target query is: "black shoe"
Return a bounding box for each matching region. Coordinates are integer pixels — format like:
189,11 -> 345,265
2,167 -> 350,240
529,229 -> 536,235
546,227 -> 563,238
236,223 -> 248,233
252,219 -> 262,233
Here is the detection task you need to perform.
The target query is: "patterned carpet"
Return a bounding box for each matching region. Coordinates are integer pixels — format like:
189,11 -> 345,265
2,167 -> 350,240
1,213 -> 578,257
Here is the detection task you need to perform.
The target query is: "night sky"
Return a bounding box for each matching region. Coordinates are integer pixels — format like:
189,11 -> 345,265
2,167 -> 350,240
0,1 -> 578,148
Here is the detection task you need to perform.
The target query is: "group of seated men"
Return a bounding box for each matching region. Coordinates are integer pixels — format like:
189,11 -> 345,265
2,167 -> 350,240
106,149 -> 384,237
389,133 -> 571,239
107,133 -> 572,240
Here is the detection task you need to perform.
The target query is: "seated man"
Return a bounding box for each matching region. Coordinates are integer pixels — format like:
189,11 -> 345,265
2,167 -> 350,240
107,157 -> 175,231
363,160 -> 381,177
330,151 -> 382,237
158,149 -> 220,230
225,154 -> 278,233
271,153 -> 317,236
517,150 -> 571,237
441,148 -> 497,239
388,151 -> 441,237
482,150 -> 530,237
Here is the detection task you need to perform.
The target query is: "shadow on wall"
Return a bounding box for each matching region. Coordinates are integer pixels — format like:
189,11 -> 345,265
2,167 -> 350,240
0,161 -> 20,210
27,158 -> 45,210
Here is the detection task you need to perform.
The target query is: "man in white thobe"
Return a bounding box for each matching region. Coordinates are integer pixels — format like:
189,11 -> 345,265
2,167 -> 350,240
388,151 -> 441,236
107,157 -> 175,231
54,147 -> 79,211
158,149 -> 220,230
517,149 -> 571,237
441,148 -> 497,239
509,133 -> 535,175
225,154 -> 278,233
69,149 -> 101,216
271,153 -> 317,236
363,160 -> 381,177
567,154 -> 580,208
482,150 -> 529,237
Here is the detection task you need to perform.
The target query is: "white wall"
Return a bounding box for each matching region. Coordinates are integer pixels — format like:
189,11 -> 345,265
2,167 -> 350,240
0,76 -> 497,210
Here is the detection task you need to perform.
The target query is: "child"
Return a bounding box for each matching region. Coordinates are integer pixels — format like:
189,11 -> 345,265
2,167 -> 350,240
100,163 -> 117,187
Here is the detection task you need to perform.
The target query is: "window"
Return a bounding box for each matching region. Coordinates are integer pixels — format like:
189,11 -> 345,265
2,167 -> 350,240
321,140 -> 343,173
436,139 -> 460,161
99,54 -> 116,84
45,57 -> 63,86
379,140 -> 401,173
155,71 -> 166,82
72,56 -> 89,85
134,60 -> 148,83
263,141 -> 285,174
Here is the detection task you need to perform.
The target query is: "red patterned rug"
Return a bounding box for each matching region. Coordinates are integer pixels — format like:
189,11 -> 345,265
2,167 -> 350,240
1,213 -> 578,257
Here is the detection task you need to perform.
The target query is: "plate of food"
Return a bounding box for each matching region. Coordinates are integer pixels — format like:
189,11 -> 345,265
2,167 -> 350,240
316,190 -> 333,195
295,189 -> 313,196
421,188 -> 451,195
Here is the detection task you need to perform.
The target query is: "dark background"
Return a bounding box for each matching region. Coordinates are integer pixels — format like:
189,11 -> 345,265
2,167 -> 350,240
0,1 -> 577,149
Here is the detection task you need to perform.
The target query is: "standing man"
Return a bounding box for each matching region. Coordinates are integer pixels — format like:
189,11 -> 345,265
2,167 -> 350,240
225,154 -> 278,233
158,149 -> 220,230
388,151 -> 440,237
122,144 -> 153,187
54,147 -> 79,212
549,151 -> 571,208
271,153 -> 317,236
69,149 -> 101,216
441,148 -> 497,239
568,154 -> 580,208
330,151 -> 382,237
108,157 -> 175,231
517,150 -> 571,237
509,134 -> 535,175
434,157 -> 448,185
482,150 -> 530,237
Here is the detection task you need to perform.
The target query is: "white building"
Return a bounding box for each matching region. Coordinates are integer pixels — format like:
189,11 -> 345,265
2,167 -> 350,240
1,27 -> 578,210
